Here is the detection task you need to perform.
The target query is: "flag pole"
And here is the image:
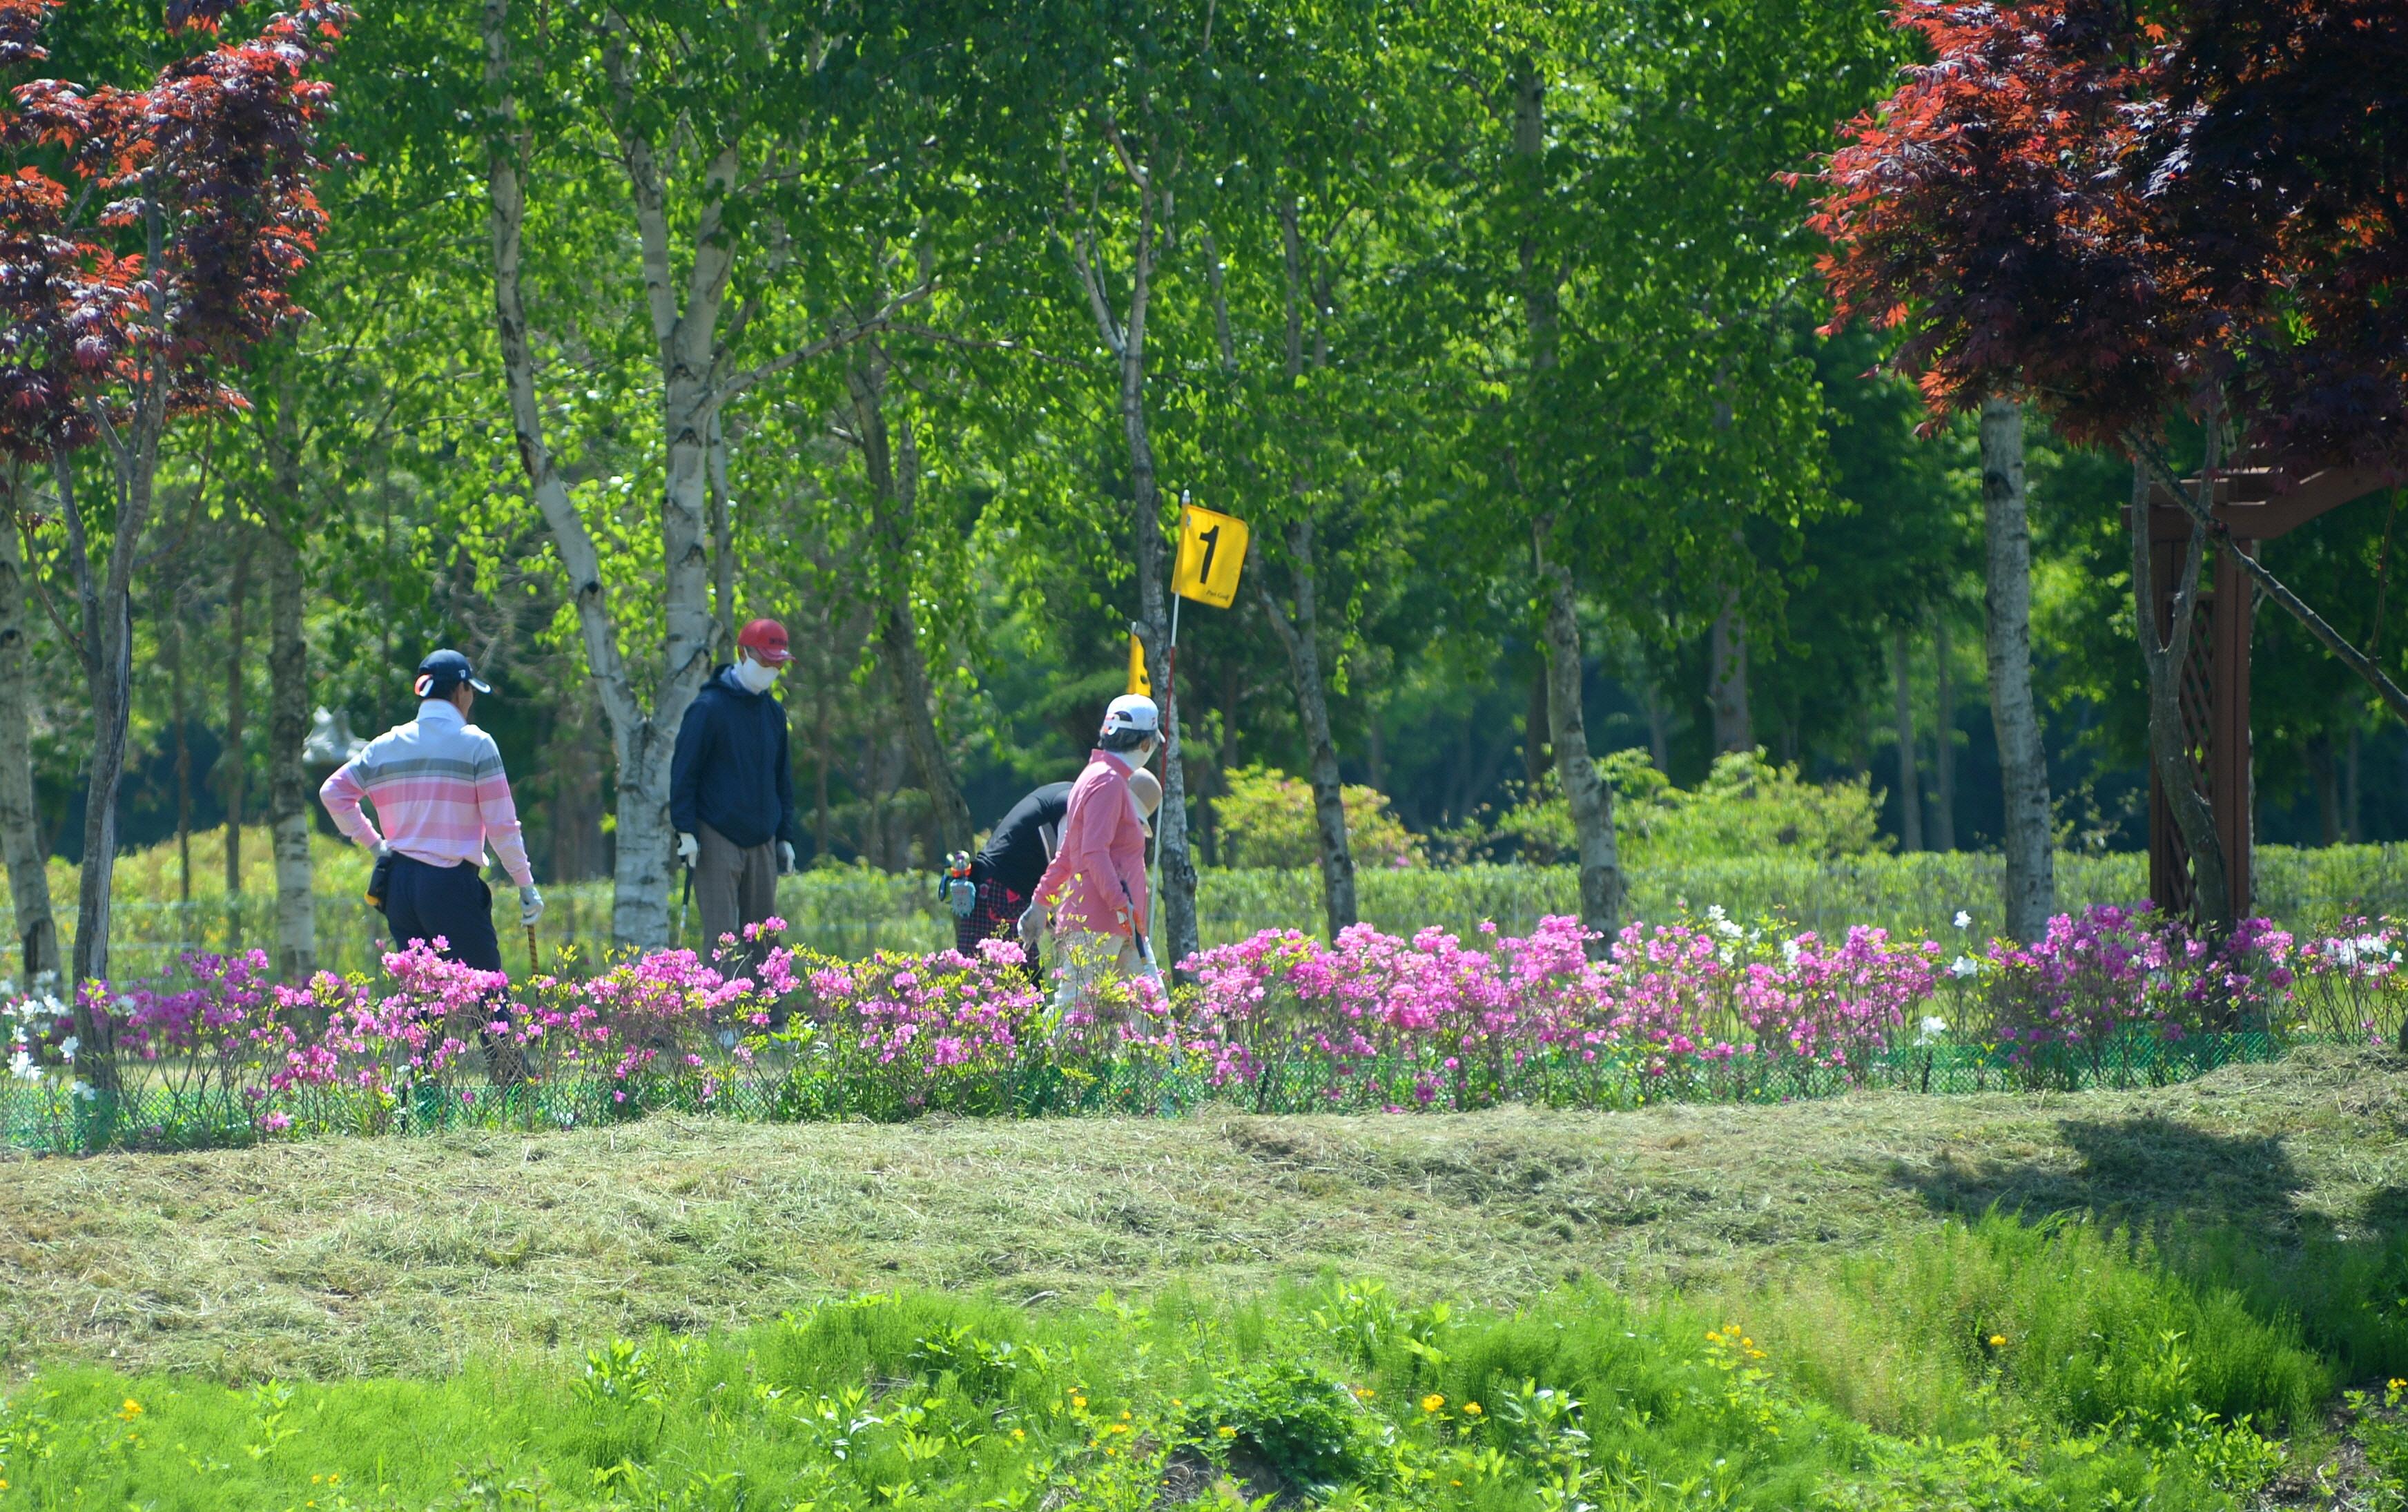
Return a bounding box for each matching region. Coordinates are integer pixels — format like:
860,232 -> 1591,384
1152,595 -> 1179,963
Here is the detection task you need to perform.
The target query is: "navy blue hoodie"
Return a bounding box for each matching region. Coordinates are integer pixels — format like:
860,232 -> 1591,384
670,666 -> 799,851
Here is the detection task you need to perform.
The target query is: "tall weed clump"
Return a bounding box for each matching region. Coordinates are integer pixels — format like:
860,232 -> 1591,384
2169,1222 -> 2408,1386
1738,1213 -> 2327,1437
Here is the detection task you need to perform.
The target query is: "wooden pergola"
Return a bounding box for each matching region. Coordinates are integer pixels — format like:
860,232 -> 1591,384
2142,463 -> 2394,919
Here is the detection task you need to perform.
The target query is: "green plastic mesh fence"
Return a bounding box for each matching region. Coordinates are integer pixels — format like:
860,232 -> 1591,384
0,1029 -> 2301,1156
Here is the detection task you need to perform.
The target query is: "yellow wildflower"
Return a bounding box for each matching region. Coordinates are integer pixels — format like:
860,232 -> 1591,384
117,1399 -> 144,1422
1421,1393 -> 1445,1413
1988,1335 -> 2007,1348
1071,1394 -> 1088,1410
1217,1425 -> 1238,1439
1464,1402 -> 1483,1416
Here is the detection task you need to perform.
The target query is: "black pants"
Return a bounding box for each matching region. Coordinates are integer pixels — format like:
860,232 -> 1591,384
385,854 -> 503,972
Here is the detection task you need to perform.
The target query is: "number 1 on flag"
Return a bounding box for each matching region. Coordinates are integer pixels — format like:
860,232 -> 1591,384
1172,503 -> 1248,608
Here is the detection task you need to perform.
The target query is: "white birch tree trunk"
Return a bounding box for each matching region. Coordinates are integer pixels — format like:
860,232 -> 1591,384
480,0 -> 722,947
264,405 -> 315,980
1258,516 -> 1359,938
1535,525 -> 1622,955
220,526 -> 250,895
60,429 -> 157,1008
1933,614 -> 1958,852
1514,66 -> 1618,953
0,478 -> 61,984
1064,153 -> 1201,971
1251,200 -> 1359,939
1892,623 -> 1923,851
844,345 -> 974,848
1978,399 -> 2055,938
1709,601 -> 1751,753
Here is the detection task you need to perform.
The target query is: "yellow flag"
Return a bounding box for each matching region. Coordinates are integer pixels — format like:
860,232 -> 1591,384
1126,634 -> 1151,696
1172,504 -> 1249,608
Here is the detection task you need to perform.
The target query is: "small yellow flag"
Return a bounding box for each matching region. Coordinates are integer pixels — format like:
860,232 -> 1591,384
1126,633 -> 1151,696
1172,503 -> 1249,608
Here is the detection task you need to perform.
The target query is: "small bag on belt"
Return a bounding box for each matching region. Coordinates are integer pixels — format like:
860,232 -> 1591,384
366,849 -> 396,915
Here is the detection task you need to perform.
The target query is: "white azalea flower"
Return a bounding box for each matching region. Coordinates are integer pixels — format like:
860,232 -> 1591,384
8,1048 -> 37,1081
1915,1015 -> 1949,1045
1953,911 -> 1972,930
1780,938 -> 1803,967
58,1035 -> 78,1062
1949,955 -> 1981,980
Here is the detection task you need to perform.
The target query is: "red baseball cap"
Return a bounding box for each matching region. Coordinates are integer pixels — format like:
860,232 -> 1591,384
737,619 -> 793,664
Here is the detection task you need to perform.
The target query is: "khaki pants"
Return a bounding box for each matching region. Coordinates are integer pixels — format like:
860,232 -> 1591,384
1050,929 -> 1158,1014
695,822 -> 777,965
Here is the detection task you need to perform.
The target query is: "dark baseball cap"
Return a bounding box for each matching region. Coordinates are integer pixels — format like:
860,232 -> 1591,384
414,648 -> 492,697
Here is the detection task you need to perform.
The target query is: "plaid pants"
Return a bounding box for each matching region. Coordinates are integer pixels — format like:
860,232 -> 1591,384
955,874 -> 1038,982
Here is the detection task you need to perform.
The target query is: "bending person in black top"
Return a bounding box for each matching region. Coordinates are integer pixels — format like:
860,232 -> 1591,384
957,782 -> 1073,969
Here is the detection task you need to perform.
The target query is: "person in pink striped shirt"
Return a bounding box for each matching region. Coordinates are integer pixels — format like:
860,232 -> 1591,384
319,650 -> 542,972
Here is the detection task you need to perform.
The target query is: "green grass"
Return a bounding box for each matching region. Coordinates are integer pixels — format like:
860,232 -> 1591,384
6,1043 -> 2408,1505
9,838 -> 2405,981
0,1227 -> 2342,1510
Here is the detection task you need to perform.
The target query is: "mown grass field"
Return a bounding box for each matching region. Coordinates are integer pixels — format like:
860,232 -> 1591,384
6,1045 -> 2408,1507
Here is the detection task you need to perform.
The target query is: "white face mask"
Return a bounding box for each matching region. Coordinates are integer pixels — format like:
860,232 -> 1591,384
732,658 -> 780,694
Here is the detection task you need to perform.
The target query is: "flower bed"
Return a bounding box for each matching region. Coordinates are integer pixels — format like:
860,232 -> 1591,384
3,907 -> 2400,1154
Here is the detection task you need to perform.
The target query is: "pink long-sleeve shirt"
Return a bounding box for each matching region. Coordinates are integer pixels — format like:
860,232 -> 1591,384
318,699 -> 536,888
1031,749 -> 1150,937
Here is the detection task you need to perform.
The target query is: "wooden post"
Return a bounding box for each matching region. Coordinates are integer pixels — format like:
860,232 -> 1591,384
2142,462 -> 2387,926
2211,541 -> 2253,921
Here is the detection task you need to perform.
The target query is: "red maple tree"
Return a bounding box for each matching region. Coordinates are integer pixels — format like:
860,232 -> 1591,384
0,0 -> 348,1021
1808,0 -> 2407,933
1812,0 -> 2405,463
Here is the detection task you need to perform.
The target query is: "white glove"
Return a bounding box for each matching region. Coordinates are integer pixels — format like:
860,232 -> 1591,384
518,884 -> 545,926
1017,904 -> 1046,945
677,831 -> 699,867
778,840 -> 796,873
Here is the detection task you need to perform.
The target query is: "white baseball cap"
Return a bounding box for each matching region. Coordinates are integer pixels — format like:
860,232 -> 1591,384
1103,693 -> 1160,735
